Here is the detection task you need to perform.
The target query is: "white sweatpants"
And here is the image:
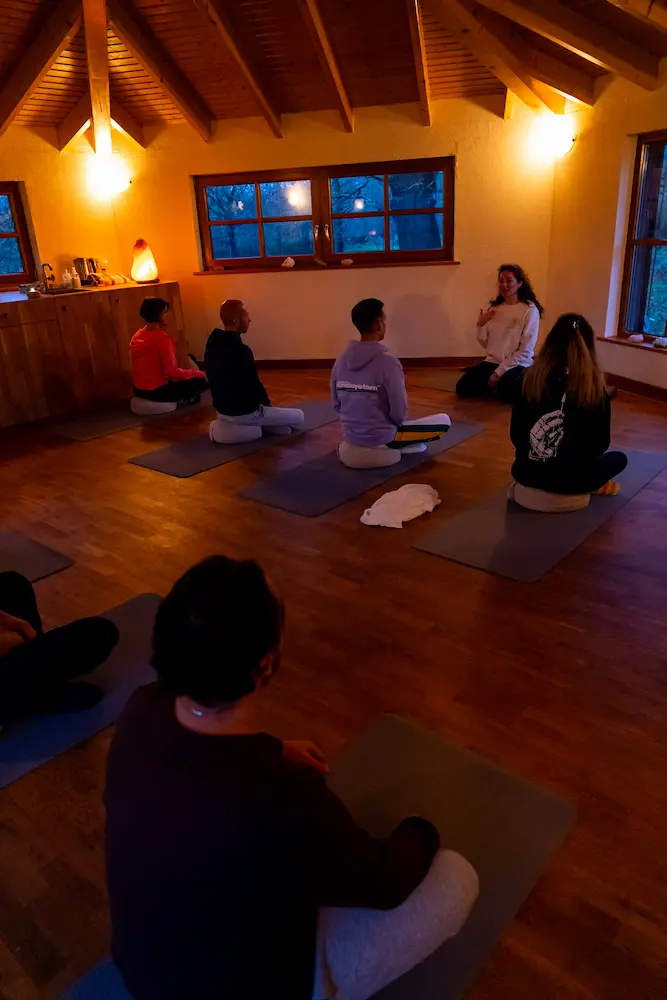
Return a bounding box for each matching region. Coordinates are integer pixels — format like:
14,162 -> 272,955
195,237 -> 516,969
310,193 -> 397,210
313,849 -> 479,1000
209,405 -> 305,444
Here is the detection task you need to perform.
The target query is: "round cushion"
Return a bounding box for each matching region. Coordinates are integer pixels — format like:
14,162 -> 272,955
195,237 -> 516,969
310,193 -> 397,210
208,417 -> 263,444
509,482 -> 590,512
337,441 -> 402,470
131,396 -> 177,415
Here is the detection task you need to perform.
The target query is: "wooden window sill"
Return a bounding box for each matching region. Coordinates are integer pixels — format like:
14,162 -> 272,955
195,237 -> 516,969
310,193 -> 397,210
598,336 -> 667,355
194,260 -> 461,276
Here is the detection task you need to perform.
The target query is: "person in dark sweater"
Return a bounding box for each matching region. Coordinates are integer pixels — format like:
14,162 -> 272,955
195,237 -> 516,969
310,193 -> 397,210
204,300 -> 305,443
510,314 -> 627,509
105,556 -> 478,1000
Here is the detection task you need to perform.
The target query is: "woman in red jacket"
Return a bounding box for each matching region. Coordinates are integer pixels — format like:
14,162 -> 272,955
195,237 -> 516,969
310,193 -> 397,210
130,298 -> 208,404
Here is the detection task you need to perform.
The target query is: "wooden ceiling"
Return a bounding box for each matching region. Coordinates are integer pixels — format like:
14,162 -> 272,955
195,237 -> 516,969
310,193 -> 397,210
0,0 -> 666,149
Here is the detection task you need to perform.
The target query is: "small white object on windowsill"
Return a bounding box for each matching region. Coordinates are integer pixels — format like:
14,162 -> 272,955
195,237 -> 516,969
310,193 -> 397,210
653,337 -> 667,348
628,333 -> 644,343
341,258 -> 353,266
281,257 -> 295,268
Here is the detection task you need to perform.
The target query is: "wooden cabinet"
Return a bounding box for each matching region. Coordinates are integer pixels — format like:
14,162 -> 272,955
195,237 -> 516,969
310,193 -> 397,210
0,281 -> 187,428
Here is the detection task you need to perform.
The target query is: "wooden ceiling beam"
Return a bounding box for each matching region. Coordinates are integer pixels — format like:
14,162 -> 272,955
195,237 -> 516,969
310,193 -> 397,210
110,98 -> 146,149
478,5 -> 597,106
56,94 -> 92,151
423,0 -> 555,111
56,93 -> 146,151
83,0 -> 112,156
0,0 -> 82,138
406,0 -> 432,125
477,0 -> 660,89
603,0 -> 667,34
298,0 -> 354,132
108,0 -> 213,140
192,0 -> 282,137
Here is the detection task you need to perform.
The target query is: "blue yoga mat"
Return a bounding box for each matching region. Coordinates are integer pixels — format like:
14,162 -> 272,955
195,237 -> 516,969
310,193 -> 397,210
238,422 -> 485,516
57,960 -> 130,1000
0,531 -> 73,582
0,593 -> 159,790
128,399 -> 338,478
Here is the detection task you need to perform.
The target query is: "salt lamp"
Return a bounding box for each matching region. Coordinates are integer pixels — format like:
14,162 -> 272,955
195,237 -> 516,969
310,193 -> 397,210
131,239 -> 159,283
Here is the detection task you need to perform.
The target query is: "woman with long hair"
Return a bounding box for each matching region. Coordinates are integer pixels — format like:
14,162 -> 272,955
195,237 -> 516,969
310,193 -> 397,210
457,264 -> 543,404
510,313 -> 627,508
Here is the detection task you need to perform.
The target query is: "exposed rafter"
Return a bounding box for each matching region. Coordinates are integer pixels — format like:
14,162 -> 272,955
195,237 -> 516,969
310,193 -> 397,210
477,0 -> 661,89
477,5 -> 596,107
406,0 -> 432,125
108,0 -> 213,140
56,94 -> 146,152
83,0 -> 112,156
0,0 -> 82,138
423,0 -> 558,112
298,0 -> 354,132
604,0 -> 667,33
192,0 -> 282,137
110,98 -> 146,149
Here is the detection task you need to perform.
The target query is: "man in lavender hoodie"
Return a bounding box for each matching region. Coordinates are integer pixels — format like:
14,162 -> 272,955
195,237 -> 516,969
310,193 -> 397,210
331,298 -> 451,469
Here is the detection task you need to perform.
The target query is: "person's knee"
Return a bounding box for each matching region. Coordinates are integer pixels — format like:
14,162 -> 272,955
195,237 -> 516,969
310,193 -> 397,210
455,376 -> 473,398
431,849 -> 480,935
614,451 -> 629,474
0,570 -> 32,597
77,617 -> 120,659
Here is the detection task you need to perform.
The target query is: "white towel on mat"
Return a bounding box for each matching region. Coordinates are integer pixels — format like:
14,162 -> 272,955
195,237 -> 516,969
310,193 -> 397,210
360,484 -> 440,529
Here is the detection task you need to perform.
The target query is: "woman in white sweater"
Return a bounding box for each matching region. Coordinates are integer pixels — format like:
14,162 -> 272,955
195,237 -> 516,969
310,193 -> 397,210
456,264 -> 543,404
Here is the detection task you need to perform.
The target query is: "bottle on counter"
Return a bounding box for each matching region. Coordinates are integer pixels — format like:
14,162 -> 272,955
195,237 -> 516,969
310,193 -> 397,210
62,268 -> 72,288
71,270 -> 81,289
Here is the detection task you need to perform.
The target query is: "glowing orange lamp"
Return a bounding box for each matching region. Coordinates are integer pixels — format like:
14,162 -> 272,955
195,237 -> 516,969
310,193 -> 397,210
131,238 -> 159,283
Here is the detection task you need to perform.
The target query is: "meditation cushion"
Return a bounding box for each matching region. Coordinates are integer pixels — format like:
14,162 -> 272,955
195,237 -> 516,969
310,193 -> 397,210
209,416 -> 263,445
338,441 -> 402,470
509,482 -> 590,512
130,397 -> 177,416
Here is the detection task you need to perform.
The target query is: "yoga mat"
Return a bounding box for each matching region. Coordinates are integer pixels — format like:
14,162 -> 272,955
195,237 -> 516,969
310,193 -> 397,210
414,448 -> 667,583
59,714 -> 575,1000
0,532 -> 73,581
239,421 -> 484,517
329,714 -> 576,1000
56,960 -> 130,1000
51,396 -> 210,442
406,370 -> 462,393
0,593 -> 159,790
128,400 -> 338,479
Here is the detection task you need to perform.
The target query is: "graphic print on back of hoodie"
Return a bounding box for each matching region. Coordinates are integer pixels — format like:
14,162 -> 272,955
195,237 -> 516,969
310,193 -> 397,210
529,393 -> 566,462
331,340 -> 408,448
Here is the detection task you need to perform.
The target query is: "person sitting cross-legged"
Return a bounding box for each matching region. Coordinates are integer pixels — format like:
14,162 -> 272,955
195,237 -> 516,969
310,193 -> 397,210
105,555 -> 479,1000
130,297 -> 209,405
206,299 -> 304,444
509,313 -> 628,511
331,298 -> 450,469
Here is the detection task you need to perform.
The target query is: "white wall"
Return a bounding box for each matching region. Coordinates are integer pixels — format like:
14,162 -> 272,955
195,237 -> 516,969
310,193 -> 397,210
109,99 -> 556,359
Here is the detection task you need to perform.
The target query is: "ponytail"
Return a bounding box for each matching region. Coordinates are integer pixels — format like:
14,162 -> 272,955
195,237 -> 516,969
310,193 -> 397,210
524,313 -> 605,408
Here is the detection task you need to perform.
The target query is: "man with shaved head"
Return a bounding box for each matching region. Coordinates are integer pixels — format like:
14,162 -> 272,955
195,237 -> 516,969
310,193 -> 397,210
205,300 -> 304,444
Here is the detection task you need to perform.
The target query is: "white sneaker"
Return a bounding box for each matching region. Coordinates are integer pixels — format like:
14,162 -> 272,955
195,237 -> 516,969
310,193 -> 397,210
400,442 -> 428,455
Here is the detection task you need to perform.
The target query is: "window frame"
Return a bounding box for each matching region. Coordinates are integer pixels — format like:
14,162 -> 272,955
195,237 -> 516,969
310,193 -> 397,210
0,182 -> 37,288
618,129 -> 667,341
194,156 -> 455,273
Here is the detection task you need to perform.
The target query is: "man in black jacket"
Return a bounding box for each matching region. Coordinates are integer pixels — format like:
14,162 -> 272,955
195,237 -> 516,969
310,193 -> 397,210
205,300 -> 305,444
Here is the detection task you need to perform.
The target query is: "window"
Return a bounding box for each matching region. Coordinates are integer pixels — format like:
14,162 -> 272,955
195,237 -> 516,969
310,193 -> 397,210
194,157 -> 454,272
0,182 -> 36,287
620,132 -> 667,339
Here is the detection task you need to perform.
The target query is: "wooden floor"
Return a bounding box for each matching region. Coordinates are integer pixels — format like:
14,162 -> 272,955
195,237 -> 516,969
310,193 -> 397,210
1,371 -> 667,1000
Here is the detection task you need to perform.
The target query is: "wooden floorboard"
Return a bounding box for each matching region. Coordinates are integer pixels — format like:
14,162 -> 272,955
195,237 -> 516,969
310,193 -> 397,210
1,371 -> 667,999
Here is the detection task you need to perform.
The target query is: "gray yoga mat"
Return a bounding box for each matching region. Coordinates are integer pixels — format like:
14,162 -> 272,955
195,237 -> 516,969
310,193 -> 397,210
51,395 -> 210,442
239,421 -> 484,517
0,531 -> 73,581
58,714 -> 575,1000
128,400 -> 338,478
414,448 -> 667,583
330,714 -> 576,1000
0,593 -> 159,790
406,370 -> 463,393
